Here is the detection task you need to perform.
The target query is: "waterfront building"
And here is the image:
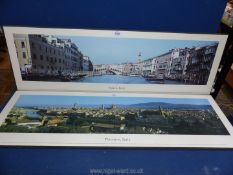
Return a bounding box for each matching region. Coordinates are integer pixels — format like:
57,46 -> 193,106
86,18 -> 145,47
122,63 -> 133,75
14,34 -> 32,73
141,58 -> 154,76
14,34 -> 91,76
28,35 -> 65,75
186,43 -> 218,85
132,61 -> 142,75
66,41 -> 83,75
153,51 -> 172,79
170,48 -> 190,80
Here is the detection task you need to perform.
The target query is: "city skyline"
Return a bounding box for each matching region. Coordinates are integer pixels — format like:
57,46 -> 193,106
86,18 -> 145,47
3,94 -> 228,135
15,95 -> 210,107
58,35 -> 217,65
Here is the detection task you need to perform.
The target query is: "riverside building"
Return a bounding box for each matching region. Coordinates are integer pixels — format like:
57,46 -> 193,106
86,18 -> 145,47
14,34 -> 93,76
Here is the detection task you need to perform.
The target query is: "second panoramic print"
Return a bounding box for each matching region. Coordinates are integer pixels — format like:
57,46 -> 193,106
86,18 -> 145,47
14,34 -> 218,85
0,95 -> 229,135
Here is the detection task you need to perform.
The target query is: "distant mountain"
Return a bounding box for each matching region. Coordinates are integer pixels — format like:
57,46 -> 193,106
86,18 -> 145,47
126,102 -> 212,110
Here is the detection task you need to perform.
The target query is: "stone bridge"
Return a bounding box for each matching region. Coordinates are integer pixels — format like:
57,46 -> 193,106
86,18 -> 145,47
94,66 -> 123,75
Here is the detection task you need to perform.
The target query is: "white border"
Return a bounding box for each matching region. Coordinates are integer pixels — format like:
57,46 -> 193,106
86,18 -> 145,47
0,91 -> 233,148
3,26 -> 228,94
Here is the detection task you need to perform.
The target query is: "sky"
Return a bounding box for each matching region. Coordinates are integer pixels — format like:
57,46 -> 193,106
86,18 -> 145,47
14,95 -> 210,107
58,35 -> 217,65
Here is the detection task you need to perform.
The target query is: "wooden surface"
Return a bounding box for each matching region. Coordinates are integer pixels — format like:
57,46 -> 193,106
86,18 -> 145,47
226,64 -> 233,88
0,47 -> 16,108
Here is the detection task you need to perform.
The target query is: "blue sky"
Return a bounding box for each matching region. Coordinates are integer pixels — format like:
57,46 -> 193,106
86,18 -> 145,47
15,95 -> 210,107
58,35 -> 217,65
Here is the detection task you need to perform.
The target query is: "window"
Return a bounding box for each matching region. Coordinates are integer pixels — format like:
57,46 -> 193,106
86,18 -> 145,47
33,65 -> 37,69
46,47 -> 47,53
31,42 -> 35,49
46,56 -> 49,61
54,50 -> 56,54
22,52 -> 26,58
33,53 -> 37,59
40,55 -> 43,60
59,59 -> 61,63
41,65 -> 44,69
21,41 -> 25,48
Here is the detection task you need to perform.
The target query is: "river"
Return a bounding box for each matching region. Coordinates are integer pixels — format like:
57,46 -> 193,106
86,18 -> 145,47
77,75 -> 184,84
25,109 -> 41,118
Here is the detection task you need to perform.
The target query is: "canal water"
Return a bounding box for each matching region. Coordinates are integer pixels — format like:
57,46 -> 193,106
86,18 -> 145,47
25,109 -> 41,119
77,75 -> 184,84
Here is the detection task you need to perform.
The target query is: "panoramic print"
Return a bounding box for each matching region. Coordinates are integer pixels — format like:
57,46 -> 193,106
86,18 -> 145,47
0,95 -> 229,135
14,34 -> 218,85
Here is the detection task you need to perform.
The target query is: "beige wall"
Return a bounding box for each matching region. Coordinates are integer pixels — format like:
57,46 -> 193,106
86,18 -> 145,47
14,34 -> 31,72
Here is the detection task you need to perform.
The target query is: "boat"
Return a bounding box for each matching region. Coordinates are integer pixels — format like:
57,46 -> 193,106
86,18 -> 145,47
60,75 -> 71,81
78,73 -> 88,78
129,74 -> 140,77
144,74 -> 165,83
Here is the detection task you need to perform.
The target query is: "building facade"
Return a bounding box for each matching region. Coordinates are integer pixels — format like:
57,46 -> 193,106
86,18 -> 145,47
14,34 -> 32,73
14,34 -> 93,77
186,43 -> 218,85
153,51 -> 172,79
29,35 -> 65,75
141,58 -> 154,76
169,48 -> 190,80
